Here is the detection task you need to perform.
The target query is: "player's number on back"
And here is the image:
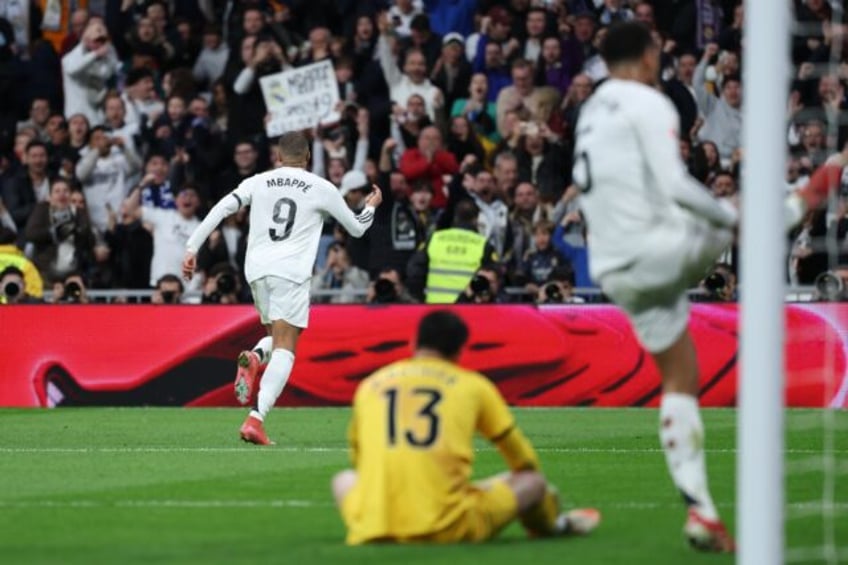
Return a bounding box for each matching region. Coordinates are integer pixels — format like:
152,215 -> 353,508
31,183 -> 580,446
573,150 -> 593,193
384,387 -> 442,448
269,197 -> 297,242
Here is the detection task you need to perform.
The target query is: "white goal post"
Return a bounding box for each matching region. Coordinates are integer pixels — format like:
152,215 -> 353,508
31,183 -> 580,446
737,1 -> 792,564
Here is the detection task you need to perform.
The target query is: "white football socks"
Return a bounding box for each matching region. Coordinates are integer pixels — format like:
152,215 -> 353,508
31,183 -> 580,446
252,336 -> 273,364
250,348 -> 294,421
659,393 -> 719,521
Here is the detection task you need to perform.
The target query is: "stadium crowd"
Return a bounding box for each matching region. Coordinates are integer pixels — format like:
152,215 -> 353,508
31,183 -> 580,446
0,0 -> 846,305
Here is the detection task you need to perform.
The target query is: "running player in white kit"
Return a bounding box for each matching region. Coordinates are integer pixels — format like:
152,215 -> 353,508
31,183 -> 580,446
182,132 -> 382,445
573,23 -> 737,552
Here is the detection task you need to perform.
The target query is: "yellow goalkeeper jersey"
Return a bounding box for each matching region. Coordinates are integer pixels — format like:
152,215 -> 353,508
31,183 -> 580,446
341,356 -> 537,544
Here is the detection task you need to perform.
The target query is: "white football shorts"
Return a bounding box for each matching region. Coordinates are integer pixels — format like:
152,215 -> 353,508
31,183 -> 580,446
599,215 -> 733,353
249,275 -> 310,328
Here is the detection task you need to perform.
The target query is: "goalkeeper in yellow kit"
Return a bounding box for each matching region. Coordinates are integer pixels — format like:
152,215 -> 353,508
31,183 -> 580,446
332,310 -> 600,544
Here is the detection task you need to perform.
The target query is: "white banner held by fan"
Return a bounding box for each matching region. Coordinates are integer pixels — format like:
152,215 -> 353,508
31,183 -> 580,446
260,60 -> 341,137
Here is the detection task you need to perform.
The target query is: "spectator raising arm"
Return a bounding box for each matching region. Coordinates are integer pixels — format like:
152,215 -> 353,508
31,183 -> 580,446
376,13 -> 403,90
693,43 -> 719,117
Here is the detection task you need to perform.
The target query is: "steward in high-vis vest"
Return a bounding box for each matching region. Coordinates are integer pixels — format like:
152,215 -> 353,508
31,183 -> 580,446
406,200 -> 498,303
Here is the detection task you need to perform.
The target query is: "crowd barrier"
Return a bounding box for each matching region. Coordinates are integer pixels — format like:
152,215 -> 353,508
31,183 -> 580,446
0,304 -> 846,408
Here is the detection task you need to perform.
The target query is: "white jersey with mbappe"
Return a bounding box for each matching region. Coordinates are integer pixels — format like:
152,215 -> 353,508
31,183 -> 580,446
186,166 -> 374,284
573,79 -> 737,282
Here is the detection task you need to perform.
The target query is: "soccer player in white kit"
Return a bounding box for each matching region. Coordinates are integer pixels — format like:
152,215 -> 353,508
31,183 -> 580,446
573,23 -> 737,552
182,132 -> 382,445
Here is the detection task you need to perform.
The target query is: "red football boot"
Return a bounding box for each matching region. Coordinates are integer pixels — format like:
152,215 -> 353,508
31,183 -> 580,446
234,351 -> 261,405
239,415 -> 274,445
684,508 -> 735,553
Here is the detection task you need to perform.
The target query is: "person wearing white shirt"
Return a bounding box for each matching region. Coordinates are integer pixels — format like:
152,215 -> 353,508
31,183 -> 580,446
182,132 -> 383,446
192,24 -> 230,90
75,126 -> 140,235
573,22 -> 736,553
124,183 -> 202,291
121,68 -> 165,128
61,19 -> 119,126
377,12 -> 444,121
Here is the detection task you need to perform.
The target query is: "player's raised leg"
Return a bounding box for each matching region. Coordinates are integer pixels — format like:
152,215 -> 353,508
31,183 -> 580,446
785,160 -> 845,228
653,329 -> 734,552
234,332 -> 272,405
240,318 -> 300,445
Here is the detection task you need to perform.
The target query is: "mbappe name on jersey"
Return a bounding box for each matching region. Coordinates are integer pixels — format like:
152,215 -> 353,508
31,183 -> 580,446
266,177 -> 312,192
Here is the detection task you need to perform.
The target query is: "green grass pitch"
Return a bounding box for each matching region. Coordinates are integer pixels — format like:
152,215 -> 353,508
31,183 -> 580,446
0,408 -> 844,564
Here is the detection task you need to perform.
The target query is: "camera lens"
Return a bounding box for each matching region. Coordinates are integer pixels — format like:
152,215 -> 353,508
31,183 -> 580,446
704,272 -> 726,293
160,290 -> 176,304
64,281 -> 83,303
815,271 -> 843,301
217,273 -> 236,294
373,278 -> 398,303
544,283 -> 562,302
470,275 -> 490,295
4,280 -> 21,298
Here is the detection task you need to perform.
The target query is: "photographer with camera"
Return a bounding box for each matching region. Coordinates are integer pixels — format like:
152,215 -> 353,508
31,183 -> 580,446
25,177 -> 95,283
699,262 -> 737,302
367,267 -> 416,304
152,273 -> 185,304
536,265 -> 584,305
0,266 -> 42,304
456,266 -> 505,304
201,262 -> 242,304
0,227 -> 44,299
51,271 -> 90,304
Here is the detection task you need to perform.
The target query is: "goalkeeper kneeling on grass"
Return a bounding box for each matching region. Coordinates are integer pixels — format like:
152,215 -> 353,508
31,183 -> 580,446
331,310 -> 600,544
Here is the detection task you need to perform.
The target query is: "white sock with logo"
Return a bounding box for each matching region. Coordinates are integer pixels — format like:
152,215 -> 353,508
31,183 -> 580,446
659,393 -> 719,521
250,349 -> 294,421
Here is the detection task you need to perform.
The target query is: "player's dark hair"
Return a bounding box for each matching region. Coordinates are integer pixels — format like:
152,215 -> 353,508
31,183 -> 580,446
600,21 -> 655,67
277,132 -> 310,163
416,311 -> 469,359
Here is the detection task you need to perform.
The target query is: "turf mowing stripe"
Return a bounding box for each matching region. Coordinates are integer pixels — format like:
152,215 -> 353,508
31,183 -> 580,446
0,447 -> 842,454
0,499 -> 843,512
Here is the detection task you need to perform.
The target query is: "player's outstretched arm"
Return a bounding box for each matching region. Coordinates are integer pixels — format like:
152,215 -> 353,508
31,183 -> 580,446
182,192 -> 245,280
326,184 -> 382,238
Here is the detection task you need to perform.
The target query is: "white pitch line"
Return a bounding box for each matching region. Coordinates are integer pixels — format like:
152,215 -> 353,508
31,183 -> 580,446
0,446 -> 843,455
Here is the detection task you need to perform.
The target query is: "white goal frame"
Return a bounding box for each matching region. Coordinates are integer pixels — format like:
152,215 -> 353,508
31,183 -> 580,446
737,1 -> 791,564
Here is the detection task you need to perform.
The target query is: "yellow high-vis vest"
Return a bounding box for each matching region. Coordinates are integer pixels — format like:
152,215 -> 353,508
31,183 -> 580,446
0,246 -> 44,299
425,228 -> 486,304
